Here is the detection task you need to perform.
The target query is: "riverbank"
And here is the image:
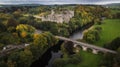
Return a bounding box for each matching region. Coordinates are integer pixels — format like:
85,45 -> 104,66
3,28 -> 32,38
64,19 -> 120,67
31,40 -> 64,67
94,19 -> 120,46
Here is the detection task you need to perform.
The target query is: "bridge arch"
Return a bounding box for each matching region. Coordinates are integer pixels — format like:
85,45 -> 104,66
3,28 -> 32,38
56,36 -> 117,54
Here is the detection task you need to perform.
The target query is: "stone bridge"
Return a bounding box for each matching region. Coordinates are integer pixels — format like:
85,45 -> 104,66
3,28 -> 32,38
55,36 -> 117,54
0,36 -> 117,58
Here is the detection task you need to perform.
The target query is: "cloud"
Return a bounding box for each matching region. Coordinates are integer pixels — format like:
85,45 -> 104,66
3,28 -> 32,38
0,0 -> 120,5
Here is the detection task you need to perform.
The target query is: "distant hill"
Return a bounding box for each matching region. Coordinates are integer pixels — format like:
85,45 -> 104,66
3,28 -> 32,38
102,3 -> 120,9
104,3 -> 120,6
0,4 -> 44,7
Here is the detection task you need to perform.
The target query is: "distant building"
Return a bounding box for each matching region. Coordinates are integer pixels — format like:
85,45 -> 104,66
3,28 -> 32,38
41,10 -> 74,23
25,44 -> 30,46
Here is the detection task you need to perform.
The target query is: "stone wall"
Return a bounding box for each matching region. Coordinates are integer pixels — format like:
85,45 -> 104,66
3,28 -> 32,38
41,10 -> 74,23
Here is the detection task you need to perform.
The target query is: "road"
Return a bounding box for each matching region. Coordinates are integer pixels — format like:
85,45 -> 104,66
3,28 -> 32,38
0,32 -> 117,58
0,44 -> 25,58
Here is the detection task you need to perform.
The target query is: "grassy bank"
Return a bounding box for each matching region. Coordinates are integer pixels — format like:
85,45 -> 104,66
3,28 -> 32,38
94,19 -> 120,46
64,51 -> 102,67
64,19 -> 120,67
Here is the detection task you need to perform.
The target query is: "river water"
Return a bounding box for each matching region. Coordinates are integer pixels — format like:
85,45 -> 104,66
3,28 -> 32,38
31,22 -> 93,67
45,30 -> 84,67
31,40 -> 64,67
31,30 -> 84,67
70,30 -> 84,40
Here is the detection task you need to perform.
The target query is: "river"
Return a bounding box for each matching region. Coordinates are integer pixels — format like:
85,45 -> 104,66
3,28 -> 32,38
31,30 -> 84,67
31,22 -> 93,67
45,30 -> 84,67
70,30 -> 84,40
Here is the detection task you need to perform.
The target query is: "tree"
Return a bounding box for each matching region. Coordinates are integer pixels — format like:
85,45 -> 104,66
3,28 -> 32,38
0,43 -> 4,50
6,17 -> 19,27
0,22 -> 7,32
63,41 -> 74,55
0,32 -> 20,44
39,21 -> 59,35
33,34 -> 48,51
32,33 -> 48,59
42,32 -> 58,46
68,54 -> 81,64
16,24 -> 35,33
7,60 -> 16,67
18,17 -> 28,24
83,28 -> 100,43
7,27 -> 16,33
83,30 -> 95,43
53,59 -> 66,67
101,37 -> 120,67
20,31 -> 27,38
13,9 -> 22,18
19,49 -> 33,67
59,28 -> 69,37
104,37 -> 120,50
0,61 -> 8,67
69,20 -> 77,33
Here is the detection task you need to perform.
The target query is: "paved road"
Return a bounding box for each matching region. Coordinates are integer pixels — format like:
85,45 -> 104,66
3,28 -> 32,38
0,45 -> 25,58
0,35 -> 117,58
23,14 -> 43,19
55,36 -> 117,54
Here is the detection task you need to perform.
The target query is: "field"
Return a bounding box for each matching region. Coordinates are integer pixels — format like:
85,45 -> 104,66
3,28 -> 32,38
64,19 -> 120,67
64,51 -> 102,67
94,19 -> 120,46
110,9 -> 120,14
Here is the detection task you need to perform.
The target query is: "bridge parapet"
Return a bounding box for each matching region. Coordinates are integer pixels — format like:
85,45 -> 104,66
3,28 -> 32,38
92,49 -> 99,54
56,36 -> 117,54
82,46 -> 88,51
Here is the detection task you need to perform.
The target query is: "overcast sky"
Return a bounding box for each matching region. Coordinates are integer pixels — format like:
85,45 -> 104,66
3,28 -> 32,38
0,0 -> 120,5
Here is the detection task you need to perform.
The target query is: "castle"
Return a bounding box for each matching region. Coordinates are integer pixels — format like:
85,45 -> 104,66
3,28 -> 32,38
41,10 -> 74,23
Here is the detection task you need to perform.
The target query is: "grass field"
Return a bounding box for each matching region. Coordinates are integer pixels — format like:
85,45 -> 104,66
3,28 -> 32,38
111,9 -> 120,14
94,19 -> 120,46
64,19 -> 120,67
64,51 -> 102,67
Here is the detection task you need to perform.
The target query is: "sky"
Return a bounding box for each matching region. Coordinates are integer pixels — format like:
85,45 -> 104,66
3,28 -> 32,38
0,0 -> 120,5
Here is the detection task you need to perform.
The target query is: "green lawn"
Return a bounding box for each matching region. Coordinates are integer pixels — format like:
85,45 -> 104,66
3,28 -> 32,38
111,9 -> 120,14
94,19 -> 120,46
64,51 -> 102,67
64,19 -> 120,67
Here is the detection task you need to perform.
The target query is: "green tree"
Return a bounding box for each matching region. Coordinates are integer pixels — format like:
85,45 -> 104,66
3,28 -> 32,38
13,9 -> 22,18
0,22 -> 7,32
0,61 -> 8,67
7,17 -> 19,27
19,49 -> 33,67
53,59 -> 66,67
83,28 -> 100,43
7,60 -> 16,67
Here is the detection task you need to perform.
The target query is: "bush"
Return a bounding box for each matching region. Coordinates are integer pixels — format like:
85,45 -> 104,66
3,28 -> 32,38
83,27 -> 101,43
95,26 -> 102,32
104,37 -> 120,50
68,54 -> 81,64
53,59 -> 66,67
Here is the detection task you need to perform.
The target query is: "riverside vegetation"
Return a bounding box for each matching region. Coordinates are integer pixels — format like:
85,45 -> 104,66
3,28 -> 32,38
0,4 -> 120,67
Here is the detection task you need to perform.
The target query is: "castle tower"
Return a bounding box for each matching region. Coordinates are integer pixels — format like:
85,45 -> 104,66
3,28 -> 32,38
51,10 -> 55,15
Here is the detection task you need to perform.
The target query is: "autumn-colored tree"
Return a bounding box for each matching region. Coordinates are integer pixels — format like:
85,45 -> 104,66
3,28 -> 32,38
13,9 -> 22,18
20,31 -> 27,38
33,33 -> 39,39
16,24 -> 35,33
